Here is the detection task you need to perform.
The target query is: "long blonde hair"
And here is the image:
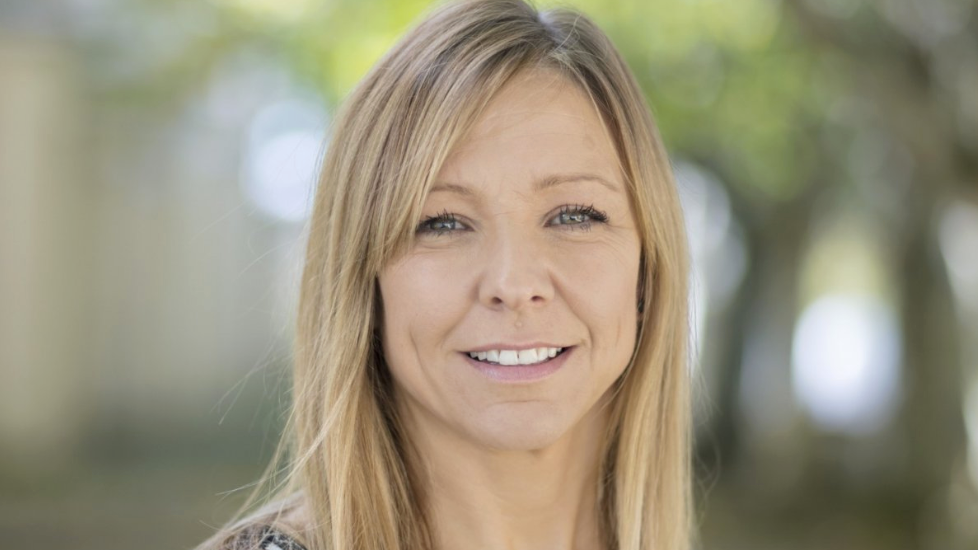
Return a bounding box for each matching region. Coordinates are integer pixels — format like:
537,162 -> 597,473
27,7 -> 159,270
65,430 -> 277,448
201,1 -> 691,549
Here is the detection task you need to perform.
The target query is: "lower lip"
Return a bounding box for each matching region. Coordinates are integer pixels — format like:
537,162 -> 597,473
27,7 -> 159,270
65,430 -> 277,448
462,347 -> 573,382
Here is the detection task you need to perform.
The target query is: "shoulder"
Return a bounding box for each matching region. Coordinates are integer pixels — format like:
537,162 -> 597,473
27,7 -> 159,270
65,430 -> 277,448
222,525 -> 309,550
196,492 -> 312,550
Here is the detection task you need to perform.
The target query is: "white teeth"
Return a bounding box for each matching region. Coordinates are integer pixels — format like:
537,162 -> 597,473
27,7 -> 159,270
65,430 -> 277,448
517,349 -> 539,365
498,350 -> 519,365
467,347 -> 564,366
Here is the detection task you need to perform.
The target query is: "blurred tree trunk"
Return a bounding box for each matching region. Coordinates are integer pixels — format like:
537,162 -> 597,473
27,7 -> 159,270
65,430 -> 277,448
785,1 -> 974,546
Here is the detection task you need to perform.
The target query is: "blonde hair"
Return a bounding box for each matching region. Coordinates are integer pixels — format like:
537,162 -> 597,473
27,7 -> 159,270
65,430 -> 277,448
200,1 -> 691,549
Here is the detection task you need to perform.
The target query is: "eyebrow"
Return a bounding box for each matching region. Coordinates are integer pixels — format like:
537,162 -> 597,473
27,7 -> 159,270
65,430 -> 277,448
429,172 -> 622,196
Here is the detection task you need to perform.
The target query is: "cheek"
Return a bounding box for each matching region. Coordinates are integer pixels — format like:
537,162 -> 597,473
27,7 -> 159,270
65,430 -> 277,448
552,238 -> 640,353
378,256 -> 468,378
381,257 -> 446,334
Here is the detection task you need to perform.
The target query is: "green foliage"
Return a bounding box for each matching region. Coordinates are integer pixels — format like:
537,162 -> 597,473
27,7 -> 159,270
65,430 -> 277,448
194,0 -> 837,203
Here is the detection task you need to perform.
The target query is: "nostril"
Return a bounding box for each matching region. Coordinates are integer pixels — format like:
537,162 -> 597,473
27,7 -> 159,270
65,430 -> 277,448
478,261 -> 555,310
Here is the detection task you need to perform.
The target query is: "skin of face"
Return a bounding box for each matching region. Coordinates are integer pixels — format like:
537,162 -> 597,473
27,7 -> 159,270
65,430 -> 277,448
378,69 -> 641,455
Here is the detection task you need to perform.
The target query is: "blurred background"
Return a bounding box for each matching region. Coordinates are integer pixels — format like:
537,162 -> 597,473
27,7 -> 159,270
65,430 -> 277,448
1,0 -> 977,548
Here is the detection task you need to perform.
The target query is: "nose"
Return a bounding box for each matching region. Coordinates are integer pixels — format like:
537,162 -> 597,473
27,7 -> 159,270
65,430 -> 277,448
477,228 -> 555,311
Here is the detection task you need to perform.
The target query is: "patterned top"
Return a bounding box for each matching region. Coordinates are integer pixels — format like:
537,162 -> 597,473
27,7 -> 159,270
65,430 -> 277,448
225,525 -> 308,550
257,527 -> 307,550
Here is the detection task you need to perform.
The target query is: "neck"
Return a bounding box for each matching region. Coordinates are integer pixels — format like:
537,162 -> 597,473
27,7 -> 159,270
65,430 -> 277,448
401,396 -> 613,550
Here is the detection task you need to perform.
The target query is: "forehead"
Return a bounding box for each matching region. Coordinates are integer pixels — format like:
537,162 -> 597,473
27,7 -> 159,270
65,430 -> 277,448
435,69 -> 622,191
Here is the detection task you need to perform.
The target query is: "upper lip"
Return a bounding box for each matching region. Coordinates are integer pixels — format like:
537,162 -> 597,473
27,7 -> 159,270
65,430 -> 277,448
463,342 -> 571,353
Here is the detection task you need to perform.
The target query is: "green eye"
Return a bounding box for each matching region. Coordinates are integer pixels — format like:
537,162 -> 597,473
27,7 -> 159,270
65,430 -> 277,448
551,204 -> 609,229
557,211 -> 589,224
417,211 -> 466,236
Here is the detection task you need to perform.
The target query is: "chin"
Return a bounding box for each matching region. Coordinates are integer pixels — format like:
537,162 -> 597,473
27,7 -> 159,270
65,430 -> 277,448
463,406 -> 571,452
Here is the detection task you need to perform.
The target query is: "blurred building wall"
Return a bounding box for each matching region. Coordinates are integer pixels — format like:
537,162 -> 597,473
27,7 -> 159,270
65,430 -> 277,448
0,34 -> 92,474
0,27 -> 301,477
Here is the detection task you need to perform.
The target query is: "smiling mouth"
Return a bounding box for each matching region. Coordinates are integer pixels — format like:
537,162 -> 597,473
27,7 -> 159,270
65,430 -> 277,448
465,347 -> 568,366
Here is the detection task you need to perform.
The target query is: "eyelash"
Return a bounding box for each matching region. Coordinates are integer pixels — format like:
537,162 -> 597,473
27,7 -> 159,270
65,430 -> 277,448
417,209 -> 462,236
416,204 -> 609,236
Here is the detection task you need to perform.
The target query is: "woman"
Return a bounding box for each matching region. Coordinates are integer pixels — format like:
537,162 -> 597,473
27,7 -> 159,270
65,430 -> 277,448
199,0 -> 691,549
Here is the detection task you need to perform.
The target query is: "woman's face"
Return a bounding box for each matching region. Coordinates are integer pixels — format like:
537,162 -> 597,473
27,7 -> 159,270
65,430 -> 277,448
378,70 -> 642,451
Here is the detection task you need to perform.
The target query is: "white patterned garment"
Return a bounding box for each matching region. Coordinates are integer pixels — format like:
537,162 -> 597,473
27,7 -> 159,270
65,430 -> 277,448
224,525 -> 308,550
258,528 -> 307,550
